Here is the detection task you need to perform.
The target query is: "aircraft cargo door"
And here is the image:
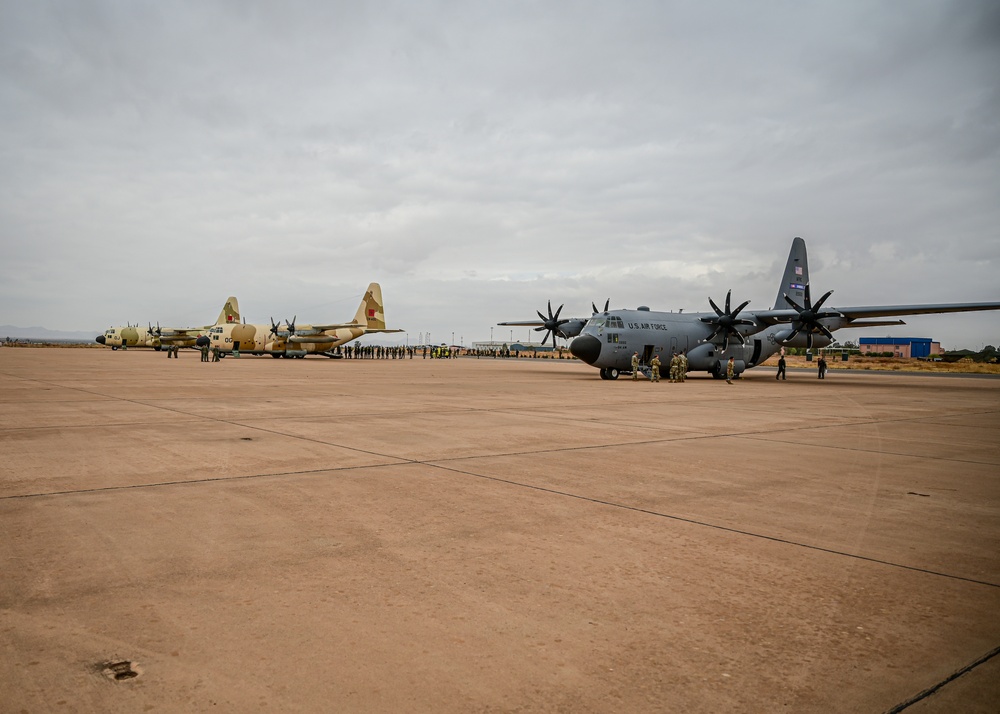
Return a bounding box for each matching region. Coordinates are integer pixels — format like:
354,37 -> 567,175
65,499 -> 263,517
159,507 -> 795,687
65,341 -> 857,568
642,345 -> 655,365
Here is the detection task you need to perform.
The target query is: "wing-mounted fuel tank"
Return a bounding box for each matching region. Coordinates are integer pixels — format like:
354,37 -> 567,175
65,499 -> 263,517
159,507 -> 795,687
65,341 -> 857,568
687,341 -> 754,376
771,329 -> 835,349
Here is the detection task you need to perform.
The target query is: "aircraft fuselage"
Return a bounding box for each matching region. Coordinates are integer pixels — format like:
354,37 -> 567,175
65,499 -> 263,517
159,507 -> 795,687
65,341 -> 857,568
207,323 -> 367,357
570,308 -> 835,378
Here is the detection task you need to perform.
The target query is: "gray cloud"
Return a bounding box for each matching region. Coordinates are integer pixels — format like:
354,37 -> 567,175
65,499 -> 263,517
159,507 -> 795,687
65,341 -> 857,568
1,0 -> 997,349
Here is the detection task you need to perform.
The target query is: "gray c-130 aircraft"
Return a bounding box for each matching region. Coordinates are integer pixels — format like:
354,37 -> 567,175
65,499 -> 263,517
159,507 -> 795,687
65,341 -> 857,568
501,237 -> 1000,380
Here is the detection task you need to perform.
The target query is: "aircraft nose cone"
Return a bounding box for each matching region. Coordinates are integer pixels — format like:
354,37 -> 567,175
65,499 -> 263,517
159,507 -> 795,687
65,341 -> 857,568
196,336 -> 210,347
570,334 -> 601,365
95,335 -> 106,345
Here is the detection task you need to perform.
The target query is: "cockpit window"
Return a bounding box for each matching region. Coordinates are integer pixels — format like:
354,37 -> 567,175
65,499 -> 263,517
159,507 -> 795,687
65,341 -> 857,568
588,317 -> 606,328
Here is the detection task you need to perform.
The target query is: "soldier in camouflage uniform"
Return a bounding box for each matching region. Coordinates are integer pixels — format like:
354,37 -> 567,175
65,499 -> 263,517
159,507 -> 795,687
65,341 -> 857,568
650,354 -> 661,383
631,352 -> 640,380
669,352 -> 679,382
679,351 -> 688,382
726,356 -> 735,384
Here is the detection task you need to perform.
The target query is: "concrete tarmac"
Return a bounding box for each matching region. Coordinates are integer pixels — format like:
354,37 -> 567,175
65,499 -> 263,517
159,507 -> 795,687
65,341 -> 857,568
1,348 -> 998,713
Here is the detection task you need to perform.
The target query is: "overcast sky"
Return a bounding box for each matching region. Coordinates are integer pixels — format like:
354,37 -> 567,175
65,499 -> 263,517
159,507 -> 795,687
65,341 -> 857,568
2,1 -> 998,348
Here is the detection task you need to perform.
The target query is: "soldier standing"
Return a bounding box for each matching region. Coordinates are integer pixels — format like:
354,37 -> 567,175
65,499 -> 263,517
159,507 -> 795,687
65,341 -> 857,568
679,351 -> 688,382
212,345 -> 221,362
631,352 -> 640,380
669,352 -> 679,382
650,354 -> 661,383
726,356 -> 735,384
818,355 -> 827,379
201,343 -> 209,362
776,354 -> 786,380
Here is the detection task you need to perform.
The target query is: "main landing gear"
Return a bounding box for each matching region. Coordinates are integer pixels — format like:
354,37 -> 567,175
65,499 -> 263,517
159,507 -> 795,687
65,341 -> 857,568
600,367 -> 620,380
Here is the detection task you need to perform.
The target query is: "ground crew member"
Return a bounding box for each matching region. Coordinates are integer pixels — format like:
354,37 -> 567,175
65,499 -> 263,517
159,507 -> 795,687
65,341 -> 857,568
631,352 -> 640,380
212,345 -> 221,362
201,343 -> 209,362
650,354 -> 661,383
818,355 -> 827,379
776,354 -> 786,380
726,356 -> 735,384
669,352 -> 679,382
679,351 -> 688,382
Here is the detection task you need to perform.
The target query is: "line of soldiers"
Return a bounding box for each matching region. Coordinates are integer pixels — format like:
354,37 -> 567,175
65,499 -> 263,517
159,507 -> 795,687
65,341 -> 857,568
344,345 -> 414,359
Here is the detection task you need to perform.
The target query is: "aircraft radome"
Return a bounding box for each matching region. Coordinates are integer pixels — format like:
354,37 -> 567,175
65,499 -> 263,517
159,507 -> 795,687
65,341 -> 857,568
500,237 -> 1000,380
207,282 -> 403,358
96,297 -> 240,350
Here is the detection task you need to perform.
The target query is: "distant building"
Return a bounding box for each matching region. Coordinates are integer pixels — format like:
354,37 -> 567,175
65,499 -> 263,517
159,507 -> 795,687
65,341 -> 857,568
471,340 -> 555,352
858,337 -> 942,359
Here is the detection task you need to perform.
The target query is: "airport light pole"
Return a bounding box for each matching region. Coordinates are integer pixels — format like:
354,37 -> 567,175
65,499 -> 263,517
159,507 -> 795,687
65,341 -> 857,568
490,326 -> 493,345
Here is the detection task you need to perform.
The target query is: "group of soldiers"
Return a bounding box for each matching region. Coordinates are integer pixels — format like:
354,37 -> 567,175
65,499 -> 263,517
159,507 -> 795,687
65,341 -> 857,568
634,350 -> 689,383
197,344 -> 222,362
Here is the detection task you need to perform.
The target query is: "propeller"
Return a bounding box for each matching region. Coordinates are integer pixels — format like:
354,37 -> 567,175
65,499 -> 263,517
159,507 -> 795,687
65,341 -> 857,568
700,290 -> 754,352
592,298 -> 610,315
783,285 -> 837,348
285,316 -> 297,337
269,317 -> 282,338
148,322 -> 161,337
534,301 -> 569,346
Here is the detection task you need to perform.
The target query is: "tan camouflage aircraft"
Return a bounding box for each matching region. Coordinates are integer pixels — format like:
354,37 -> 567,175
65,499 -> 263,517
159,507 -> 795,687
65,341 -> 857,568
207,283 -> 402,358
96,297 -> 240,350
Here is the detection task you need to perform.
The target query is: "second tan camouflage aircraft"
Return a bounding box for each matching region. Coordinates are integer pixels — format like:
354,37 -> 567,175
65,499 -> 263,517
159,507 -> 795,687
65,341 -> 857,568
207,283 -> 403,358
96,297 -> 240,350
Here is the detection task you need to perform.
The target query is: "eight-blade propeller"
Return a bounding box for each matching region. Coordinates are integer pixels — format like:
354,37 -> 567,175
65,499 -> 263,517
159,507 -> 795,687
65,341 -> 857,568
534,301 -> 569,346
783,285 -> 837,347
592,298 -> 610,315
700,290 -> 754,352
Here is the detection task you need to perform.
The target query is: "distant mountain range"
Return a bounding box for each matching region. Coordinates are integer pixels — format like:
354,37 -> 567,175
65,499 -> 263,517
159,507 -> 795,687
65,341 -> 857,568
1,325 -> 100,342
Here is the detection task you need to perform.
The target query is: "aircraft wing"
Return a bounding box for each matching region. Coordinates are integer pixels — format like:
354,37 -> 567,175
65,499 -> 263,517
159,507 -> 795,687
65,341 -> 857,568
309,322 -> 364,331
158,326 -> 210,337
497,320 -> 547,327
753,302 -> 1000,325
305,321 -> 405,334
832,302 -> 1000,319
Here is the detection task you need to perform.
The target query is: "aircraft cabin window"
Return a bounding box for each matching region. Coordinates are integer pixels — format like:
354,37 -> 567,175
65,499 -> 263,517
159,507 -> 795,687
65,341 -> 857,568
606,333 -> 619,343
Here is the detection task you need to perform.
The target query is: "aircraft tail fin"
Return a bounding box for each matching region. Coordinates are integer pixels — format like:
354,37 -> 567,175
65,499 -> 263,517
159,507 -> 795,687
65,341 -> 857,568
354,283 -> 387,330
774,237 -> 809,310
216,297 -> 240,325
